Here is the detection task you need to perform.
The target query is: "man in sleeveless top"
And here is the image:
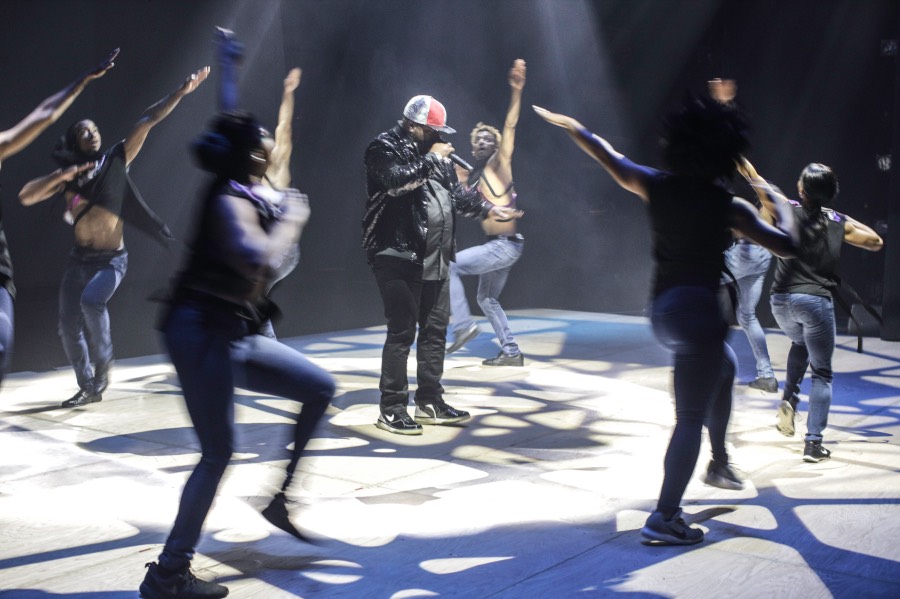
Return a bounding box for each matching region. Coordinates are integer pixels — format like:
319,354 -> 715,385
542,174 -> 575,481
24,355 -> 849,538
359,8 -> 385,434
446,59 -> 527,366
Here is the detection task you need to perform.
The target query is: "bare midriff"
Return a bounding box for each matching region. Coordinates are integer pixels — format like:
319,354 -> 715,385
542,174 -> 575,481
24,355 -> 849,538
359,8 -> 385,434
71,201 -> 125,250
478,169 -> 516,236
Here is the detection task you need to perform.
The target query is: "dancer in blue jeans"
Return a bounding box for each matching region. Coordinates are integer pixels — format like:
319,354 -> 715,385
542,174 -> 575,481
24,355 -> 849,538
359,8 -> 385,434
0,49 -> 117,387
535,96 -> 798,546
19,60 -> 210,408
139,112 -> 335,599
447,59 -> 527,365
712,79 -> 779,393
740,158 -> 883,463
723,239 -> 777,391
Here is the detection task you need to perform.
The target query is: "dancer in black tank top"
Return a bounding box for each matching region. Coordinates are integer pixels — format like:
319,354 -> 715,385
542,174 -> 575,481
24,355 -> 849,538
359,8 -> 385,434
535,95 -> 798,545
740,158 -> 882,463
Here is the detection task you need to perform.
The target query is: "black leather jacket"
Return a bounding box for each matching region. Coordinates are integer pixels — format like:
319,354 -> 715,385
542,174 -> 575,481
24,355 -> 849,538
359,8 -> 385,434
362,124 -> 489,265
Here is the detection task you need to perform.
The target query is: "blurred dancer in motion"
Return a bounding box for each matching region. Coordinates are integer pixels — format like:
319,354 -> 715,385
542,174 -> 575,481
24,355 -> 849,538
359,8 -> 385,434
139,111 -> 334,599
216,26 -> 303,337
139,30 -> 334,599
535,96 -> 797,545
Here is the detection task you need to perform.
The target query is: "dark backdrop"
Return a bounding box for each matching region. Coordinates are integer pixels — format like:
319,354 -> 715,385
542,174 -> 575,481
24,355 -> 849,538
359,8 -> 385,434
0,0 -> 895,373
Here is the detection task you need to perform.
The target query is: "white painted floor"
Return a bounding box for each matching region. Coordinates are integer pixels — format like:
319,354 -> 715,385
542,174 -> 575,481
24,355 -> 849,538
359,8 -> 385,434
1,309 -> 898,598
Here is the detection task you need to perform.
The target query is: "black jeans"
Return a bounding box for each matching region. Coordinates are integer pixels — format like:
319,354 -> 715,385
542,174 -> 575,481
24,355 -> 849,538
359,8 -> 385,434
651,286 -> 736,517
371,255 -> 449,413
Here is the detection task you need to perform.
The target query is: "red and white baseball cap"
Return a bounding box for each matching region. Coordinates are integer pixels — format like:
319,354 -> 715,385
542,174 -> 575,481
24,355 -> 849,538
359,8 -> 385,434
402,95 -> 455,134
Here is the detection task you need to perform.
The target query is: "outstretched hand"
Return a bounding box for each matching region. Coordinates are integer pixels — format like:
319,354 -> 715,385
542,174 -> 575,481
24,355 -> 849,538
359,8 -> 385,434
736,156 -> 758,180
284,68 -> 302,93
708,78 -> 737,105
180,66 -> 211,96
85,48 -> 119,82
509,59 -> 526,91
532,105 -> 579,130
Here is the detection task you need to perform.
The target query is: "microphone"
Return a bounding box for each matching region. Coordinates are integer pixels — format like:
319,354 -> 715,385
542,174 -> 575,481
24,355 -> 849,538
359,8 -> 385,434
448,153 -> 473,171
436,135 -> 473,171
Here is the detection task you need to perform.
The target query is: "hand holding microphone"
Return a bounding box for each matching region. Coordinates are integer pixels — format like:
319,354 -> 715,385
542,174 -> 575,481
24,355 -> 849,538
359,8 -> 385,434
430,138 -> 474,171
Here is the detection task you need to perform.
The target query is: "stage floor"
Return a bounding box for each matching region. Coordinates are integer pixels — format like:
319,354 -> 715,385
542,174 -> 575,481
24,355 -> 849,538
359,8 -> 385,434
1,309 -> 898,598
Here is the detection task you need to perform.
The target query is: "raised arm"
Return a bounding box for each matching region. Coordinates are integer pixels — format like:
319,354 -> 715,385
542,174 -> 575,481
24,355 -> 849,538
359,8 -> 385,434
737,156 -> 795,226
0,49 -> 118,162
215,27 -> 243,113
533,105 -> 655,201
495,59 -> 525,173
123,66 -> 210,165
19,162 -> 96,206
842,213 -> 884,251
728,196 -> 797,258
266,67 -> 301,189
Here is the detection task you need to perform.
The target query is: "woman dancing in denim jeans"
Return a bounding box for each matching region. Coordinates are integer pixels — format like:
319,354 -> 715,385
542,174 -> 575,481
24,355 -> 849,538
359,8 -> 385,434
535,98 -> 798,546
19,60 -> 209,408
0,49 -> 117,387
138,112 -> 335,599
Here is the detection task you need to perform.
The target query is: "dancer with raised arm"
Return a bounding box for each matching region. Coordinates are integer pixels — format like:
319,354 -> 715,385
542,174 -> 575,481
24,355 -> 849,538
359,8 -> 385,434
19,62 -> 209,408
535,97 -> 798,545
0,49 -> 117,387
708,79 -> 779,393
740,157 -> 883,462
446,59 -> 527,366
215,27 -> 304,338
139,30 -> 335,599
139,111 -> 335,599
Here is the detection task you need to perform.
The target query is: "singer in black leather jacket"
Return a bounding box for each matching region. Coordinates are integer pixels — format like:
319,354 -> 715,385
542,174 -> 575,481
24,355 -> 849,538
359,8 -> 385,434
362,115 -> 521,436
363,122 -> 488,264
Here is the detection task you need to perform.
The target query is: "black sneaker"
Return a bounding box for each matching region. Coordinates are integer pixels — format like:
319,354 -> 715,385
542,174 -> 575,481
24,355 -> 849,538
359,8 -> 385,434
139,562 -> 228,598
375,410 -> 423,435
803,440 -> 832,463
640,509 -> 704,545
482,351 -> 524,366
447,322 -> 479,354
61,389 -> 102,408
414,401 -> 471,425
262,493 -> 314,543
702,460 -> 744,490
748,376 -> 778,393
775,400 -> 797,437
